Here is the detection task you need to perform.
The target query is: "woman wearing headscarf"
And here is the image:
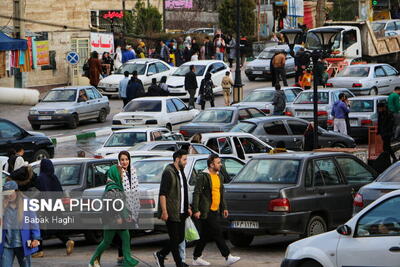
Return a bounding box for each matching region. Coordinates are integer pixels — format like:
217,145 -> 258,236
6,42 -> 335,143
89,151 -> 140,267
199,72 -> 215,110
88,51 -> 103,87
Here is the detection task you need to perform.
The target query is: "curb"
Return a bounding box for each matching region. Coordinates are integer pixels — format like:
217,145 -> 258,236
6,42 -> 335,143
50,128 -> 112,145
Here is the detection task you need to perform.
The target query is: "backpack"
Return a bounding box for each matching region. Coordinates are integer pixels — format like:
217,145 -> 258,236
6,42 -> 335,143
82,59 -> 90,77
203,81 -> 214,101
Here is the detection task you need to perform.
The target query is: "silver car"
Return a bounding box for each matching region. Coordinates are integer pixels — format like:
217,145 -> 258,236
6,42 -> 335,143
28,86 -> 110,129
287,88 -> 354,128
232,87 -> 302,115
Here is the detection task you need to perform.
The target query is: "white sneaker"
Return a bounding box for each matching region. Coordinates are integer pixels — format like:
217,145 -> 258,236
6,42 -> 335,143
88,259 -> 101,267
226,255 -> 241,265
192,257 -> 211,266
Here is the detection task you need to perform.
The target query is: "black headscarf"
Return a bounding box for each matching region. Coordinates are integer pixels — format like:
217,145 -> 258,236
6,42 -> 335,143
37,159 -> 63,192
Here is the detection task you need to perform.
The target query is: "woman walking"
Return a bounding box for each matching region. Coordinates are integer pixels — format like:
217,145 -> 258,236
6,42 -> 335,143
88,51 -> 103,88
199,72 -> 215,110
89,151 -> 140,267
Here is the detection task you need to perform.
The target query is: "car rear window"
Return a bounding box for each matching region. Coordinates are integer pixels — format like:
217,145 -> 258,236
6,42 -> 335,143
133,160 -> 170,183
192,110 -> 233,123
337,67 -> 370,77
350,100 -> 374,112
124,100 -> 162,112
294,92 -> 329,104
233,159 -> 300,184
242,91 -> 274,102
104,132 -> 147,147
230,122 -> 257,133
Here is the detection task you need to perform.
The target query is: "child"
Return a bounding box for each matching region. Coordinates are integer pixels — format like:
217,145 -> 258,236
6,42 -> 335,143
301,69 -> 313,90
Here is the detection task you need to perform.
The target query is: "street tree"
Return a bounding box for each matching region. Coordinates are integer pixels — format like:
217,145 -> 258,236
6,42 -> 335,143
124,0 -> 162,35
328,0 -> 358,21
218,0 -> 256,36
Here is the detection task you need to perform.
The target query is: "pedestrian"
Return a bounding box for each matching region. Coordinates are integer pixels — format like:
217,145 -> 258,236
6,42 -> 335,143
301,69 -> 313,90
88,51 -> 103,87
199,44 -> 206,60
269,141 -> 288,154
137,41 -> 146,58
114,46 -> 123,70
160,40 -> 170,63
101,52 -> 113,76
148,78 -> 162,97
294,47 -> 309,85
9,165 -> 37,192
126,70 -> 145,103
314,58 -> 325,87
377,102 -> 397,162
191,38 -> 200,57
1,181 -> 41,267
227,37 -> 236,68
191,51 -> 199,61
270,52 -> 278,87
388,87 -> 400,140
5,144 -> 27,173
331,93 -> 350,135
303,122 -> 316,151
119,71 -> 130,107
175,38 -> 185,67
89,151 -> 140,267
214,34 -> 225,61
321,66 -> 329,88
203,37 -> 214,60
199,73 -> 215,110
192,154 -> 241,266
272,83 -> 286,115
272,50 -> 288,86
239,36 -> 249,67
184,65 -> 198,109
154,149 -> 192,267
221,71 -> 234,106
122,45 -> 136,63
159,76 -> 169,96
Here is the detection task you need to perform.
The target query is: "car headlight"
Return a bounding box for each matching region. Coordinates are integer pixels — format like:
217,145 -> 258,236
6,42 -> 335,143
55,109 -> 70,114
29,110 -> 39,115
98,81 -> 105,87
247,66 -> 254,70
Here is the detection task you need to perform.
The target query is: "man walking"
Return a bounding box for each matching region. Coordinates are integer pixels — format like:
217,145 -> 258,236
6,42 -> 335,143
388,87 -> 400,140
154,150 -> 192,267
377,102 -> 397,163
331,93 -> 350,135
126,71 -> 145,103
272,83 -> 286,115
272,50 -> 288,86
184,65 -> 198,109
119,71 -> 130,107
192,154 -> 241,266
294,48 -> 310,85
160,40 -> 170,63
204,37 -> 214,60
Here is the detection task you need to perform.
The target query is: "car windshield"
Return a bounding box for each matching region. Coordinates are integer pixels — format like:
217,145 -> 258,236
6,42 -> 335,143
242,90 -> 274,102
257,50 -> 276,59
350,100 -> 374,112
104,132 -> 147,147
337,67 -> 370,77
294,92 -> 329,104
372,22 -> 386,32
133,160 -> 170,183
306,32 -> 341,50
172,65 -> 207,76
377,163 -> 400,182
192,110 -> 234,123
42,90 -> 77,102
230,122 -> 256,133
124,100 -> 162,112
115,63 -> 146,75
233,159 -> 300,184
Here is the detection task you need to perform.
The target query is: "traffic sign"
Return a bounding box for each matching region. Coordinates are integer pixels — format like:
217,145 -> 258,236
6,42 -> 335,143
66,51 -> 80,65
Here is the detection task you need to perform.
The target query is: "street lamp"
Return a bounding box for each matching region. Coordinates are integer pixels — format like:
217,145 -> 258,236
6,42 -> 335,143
280,29 -> 302,56
233,0 -> 243,104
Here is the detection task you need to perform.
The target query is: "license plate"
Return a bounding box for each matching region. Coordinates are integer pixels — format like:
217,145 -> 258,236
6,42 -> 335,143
125,119 -> 141,124
231,221 -> 259,229
296,111 -> 312,117
350,120 -> 358,126
105,87 -> 117,92
38,116 -> 51,120
252,71 -> 263,74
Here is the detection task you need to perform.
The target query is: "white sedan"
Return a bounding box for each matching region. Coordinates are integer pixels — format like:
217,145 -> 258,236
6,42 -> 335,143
282,189 -> 400,267
166,60 -> 231,99
97,58 -> 176,96
112,97 -> 199,131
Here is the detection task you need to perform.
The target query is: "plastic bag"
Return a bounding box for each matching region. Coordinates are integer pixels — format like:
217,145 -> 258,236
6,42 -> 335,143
185,217 -> 200,241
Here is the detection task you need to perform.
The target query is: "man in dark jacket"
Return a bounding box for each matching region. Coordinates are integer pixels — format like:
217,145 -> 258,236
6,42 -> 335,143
272,83 -> 286,115
204,37 -> 214,60
147,78 -> 162,96
126,71 -> 145,102
294,48 -> 310,85
377,102 -> 397,162
154,150 -> 192,267
184,65 -> 198,109
192,154 -> 241,266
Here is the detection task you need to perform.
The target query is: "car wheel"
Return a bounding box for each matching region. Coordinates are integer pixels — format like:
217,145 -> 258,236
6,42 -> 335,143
247,76 -> 256,81
166,123 -> 172,131
370,87 -> 378,96
31,124 -> 41,130
84,230 -> 103,244
332,142 -> 347,148
303,215 -> 327,238
33,149 -> 50,162
299,260 -> 323,267
97,109 -> 107,123
228,231 -> 254,247
68,114 -> 79,129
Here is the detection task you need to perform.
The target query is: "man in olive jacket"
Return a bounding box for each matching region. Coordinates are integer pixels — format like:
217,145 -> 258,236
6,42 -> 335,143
192,154 -> 241,266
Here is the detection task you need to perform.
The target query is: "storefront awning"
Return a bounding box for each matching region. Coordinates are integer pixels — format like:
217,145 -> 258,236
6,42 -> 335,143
0,32 -> 27,51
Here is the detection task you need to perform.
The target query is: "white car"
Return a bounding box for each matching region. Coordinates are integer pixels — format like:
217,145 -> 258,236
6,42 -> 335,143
112,97 -> 199,131
282,189 -> 400,267
95,127 -> 183,157
166,60 -> 231,99
97,58 -> 176,96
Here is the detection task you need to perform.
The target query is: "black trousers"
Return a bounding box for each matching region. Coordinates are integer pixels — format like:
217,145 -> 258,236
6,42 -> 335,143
188,90 -> 196,108
383,137 -> 397,162
201,99 -> 215,110
274,67 -> 288,86
159,215 -> 186,267
295,68 -> 303,84
193,211 -> 230,259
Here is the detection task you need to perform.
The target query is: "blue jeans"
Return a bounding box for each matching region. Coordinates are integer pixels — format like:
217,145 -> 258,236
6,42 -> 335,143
179,240 -> 186,262
2,247 -> 31,267
216,52 -> 224,61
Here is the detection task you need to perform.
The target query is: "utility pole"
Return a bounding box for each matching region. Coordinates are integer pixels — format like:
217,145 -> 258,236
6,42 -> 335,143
233,0 -> 243,103
13,0 -> 26,88
163,0 -> 166,32
122,0 -> 126,36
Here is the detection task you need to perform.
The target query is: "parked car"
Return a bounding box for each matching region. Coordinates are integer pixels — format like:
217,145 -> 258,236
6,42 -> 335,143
129,140 -> 215,155
95,128 -> 183,157
200,132 -> 273,161
179,107 -> 266,139
244,45 -> 298,81
326,64 -> 400,95
282,189 -> 400,267
287,88 -> 354,128
166,60 -> 231,99
223,152 -> 377,247
0,118 -> 54,162
232,87 -> 302,115
112,97 -> 199,131
97,58 -> 176,96
372,19 -> 400,37
185,28 -> 215,36
230,116 -> 356,150
28,86 -> 110,129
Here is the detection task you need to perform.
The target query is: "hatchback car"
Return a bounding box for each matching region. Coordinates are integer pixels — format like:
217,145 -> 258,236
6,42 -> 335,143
28,86 -> 110,129
230,116 -> 356,150
112,97 -> 199,131
97,58 -> 176,96
231,87 -> 302,115
223,152 -> 377,247
166,60 -> 230,99
326,64 -> 400,95
287,88 -> 354,128
179,107 -> 266,139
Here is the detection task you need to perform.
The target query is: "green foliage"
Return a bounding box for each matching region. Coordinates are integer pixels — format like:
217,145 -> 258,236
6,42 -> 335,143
328,0 -> 358,21
218,0 -> 256,36
124,0 -> 162,35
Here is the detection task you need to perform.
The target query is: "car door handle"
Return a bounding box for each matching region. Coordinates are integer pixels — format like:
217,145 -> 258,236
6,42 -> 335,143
389,247 -> 400,252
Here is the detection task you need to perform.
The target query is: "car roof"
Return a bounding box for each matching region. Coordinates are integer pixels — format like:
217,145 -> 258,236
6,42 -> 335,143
182,60 -> 225,66
251,152 -> 352,160
346,63 -> 388,67
137,140 -> 190,145
205,107 -> 241,111
113,127 -> 168,133
349,95 -> 388,100
300,88 -> 350,93
242,116 -> 306,124
125,58 -> 163,64
201,132 -> 256,138
51,86 -> 94,90
253,86 -> 302,92
132,96 -> 178,101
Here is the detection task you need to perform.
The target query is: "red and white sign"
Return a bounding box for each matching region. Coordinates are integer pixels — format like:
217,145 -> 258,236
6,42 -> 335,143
90,33 -> 114,54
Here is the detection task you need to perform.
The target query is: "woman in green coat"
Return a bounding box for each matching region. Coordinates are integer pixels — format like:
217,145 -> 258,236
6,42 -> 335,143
89,151 -> 140,267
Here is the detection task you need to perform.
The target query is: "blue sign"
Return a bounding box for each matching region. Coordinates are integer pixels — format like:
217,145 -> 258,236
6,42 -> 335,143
66,51 -> 80,65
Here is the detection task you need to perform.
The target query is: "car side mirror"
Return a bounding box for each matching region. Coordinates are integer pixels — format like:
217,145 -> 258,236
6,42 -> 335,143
336,225 -> 352,236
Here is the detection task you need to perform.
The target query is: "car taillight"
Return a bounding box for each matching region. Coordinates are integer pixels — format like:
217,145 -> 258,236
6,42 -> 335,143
179,130 -> 189,137
353,193 -> 363,208
317,111 -> 328,116
284,111 -> 293,116
327,119 -> 333,126
94,155 -> 103,159
140,199 -> 156,208
361,119 -> 373,126
261,109 -> 270,114
325,83 -> 333,87
268,198 -> 290,212
352,83 -> 362,88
